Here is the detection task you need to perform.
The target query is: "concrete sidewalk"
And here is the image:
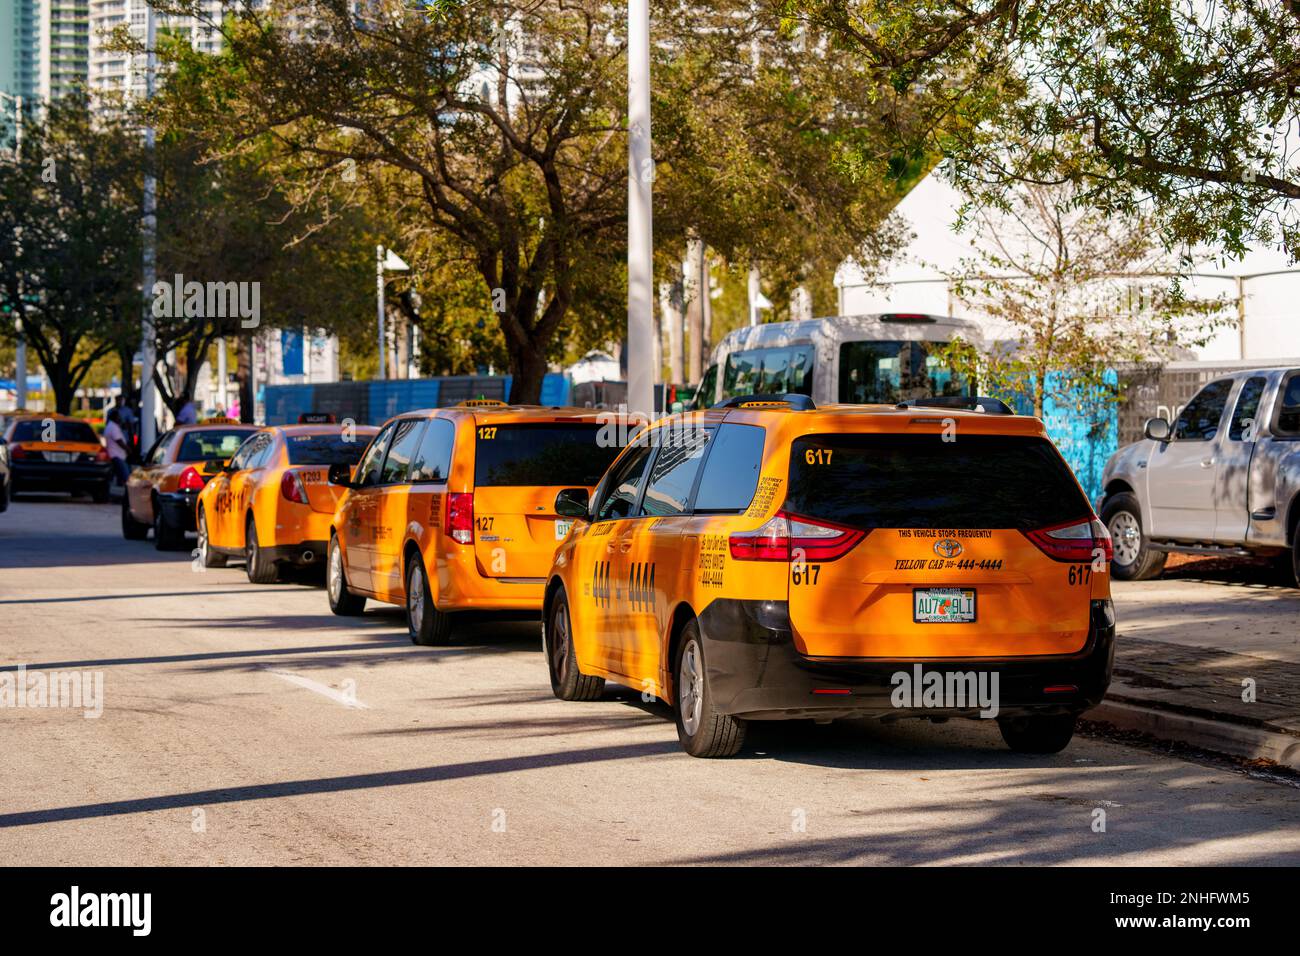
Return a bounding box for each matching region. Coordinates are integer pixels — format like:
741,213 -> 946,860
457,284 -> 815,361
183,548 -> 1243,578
1099,556 -> 1300,769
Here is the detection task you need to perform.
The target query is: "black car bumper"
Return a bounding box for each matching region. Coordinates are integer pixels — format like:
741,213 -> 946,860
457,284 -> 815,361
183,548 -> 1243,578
263,540 -> 328,565
696,598 -> 1116,721
157,491 -> 199,532
12,461 -> 111,489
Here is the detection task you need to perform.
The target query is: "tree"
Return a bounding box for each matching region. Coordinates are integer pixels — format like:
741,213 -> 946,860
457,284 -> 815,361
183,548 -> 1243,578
938,181 -> 1230,417
147,0 -> 931,400
0,95 -> 140,414
786,1 -> 1300,259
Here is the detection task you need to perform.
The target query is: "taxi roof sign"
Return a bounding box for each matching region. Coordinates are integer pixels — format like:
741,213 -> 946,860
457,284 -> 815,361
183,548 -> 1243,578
298,412 -> 337,424
458,399 -> 508,408
199,417 -> 241,425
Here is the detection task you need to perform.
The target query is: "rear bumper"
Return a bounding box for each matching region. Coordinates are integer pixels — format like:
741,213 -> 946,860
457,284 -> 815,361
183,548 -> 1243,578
157,490 -> 199,531
697,598 -> 1115,721
432,546 -> 545,611
264,540 -> 328,565
12,461 -> 111,488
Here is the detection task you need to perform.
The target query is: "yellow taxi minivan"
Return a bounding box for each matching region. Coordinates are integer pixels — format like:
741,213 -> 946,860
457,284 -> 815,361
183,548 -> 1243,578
325,402 -> 621,645
543,395 -> 1116,757
195,423 -> 378,582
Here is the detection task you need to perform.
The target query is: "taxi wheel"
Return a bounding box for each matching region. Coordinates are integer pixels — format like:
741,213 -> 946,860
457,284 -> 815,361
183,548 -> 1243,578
244,515 -> 279,584
153,500 -> 186,551
0,481 -> 8,513
327,534 -> 366,616
121,495 -> 149,540
546,590 -> 604,701
674,621 -> 745,758
90,481 -> 110,504
406,556 -> 453,645
997,713 -> 1078,754
1101,493 -> 1165,581
197,508 -> 227,568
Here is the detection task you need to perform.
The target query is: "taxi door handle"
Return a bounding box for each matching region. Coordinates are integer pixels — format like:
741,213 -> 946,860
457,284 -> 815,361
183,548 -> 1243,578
1200,458 -> 1215,468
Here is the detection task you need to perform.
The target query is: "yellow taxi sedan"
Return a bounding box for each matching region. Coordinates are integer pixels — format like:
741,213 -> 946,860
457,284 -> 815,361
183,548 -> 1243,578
196,423 -> 378,582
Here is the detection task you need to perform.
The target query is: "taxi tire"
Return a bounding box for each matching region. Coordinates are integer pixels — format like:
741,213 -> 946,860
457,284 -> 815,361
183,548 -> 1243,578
0,481 -> 8,512
406,556 -> 452,645
1101,493 -> 1166,581
122,495 -> 149,540
673,621 -> 746,758
90,481 -> 110,504
997,713 -> 1078,754
245,515 -> 279,584
197,507 -> 227,568
546,590 -> 604,702
153,500 -> 186,551
327,534 -> 366,616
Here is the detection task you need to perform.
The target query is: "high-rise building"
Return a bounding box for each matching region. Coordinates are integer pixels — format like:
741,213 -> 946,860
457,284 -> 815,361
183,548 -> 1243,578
88,0 -> 238,100
37,0 -> 87,99
1,0 -> 41,105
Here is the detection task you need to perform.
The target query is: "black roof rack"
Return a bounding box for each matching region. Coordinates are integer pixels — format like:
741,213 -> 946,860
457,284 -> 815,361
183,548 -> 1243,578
896,396 -> 1014,415
713,393 -> 817,411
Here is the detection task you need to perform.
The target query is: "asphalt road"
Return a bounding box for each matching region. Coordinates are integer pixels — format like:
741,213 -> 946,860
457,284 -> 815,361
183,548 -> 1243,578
2,495 -> 1298,865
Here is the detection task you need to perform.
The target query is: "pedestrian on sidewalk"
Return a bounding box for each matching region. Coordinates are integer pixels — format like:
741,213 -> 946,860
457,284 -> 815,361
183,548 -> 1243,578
104,408 -> 132,491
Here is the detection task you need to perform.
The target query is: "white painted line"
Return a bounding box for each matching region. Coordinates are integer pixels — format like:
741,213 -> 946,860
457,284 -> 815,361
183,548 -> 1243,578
264,669 -> 369,709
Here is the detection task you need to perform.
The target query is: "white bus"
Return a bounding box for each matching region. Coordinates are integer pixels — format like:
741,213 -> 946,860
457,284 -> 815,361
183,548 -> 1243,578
690,313 -> 982,408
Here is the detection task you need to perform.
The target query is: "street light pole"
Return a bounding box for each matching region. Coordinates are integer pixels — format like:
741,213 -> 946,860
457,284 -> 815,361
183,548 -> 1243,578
375,244 -> 386,381
140,6 -> 159,449
626,0 -> 655,419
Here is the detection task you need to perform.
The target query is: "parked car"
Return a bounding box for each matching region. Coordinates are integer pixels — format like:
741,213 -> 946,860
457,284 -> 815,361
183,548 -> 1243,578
1,414 -> 111,502
544,395 -> 1116,757
1099,366 -> 1300,585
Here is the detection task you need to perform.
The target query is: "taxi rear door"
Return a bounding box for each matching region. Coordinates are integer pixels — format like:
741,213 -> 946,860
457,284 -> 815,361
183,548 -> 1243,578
370,418 -> 426,600
336,422 -> 395,595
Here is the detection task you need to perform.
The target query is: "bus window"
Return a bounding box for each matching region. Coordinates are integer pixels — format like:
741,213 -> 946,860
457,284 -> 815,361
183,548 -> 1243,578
838,340 -> 970,404
722,347 -> 814,401
693,364 -> 718,409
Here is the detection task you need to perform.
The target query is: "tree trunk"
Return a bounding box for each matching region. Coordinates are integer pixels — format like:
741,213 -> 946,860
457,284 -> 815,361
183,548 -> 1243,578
507,345 -> 548,405
236,336 -> 253,424
685,237 -> 704,384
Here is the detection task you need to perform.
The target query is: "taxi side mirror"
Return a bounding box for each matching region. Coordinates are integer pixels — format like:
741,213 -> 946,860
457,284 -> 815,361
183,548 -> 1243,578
328,462 -> 357,488
555,488 -> 590,519
201,458 -> 227,476
1143,417 -> 1171,443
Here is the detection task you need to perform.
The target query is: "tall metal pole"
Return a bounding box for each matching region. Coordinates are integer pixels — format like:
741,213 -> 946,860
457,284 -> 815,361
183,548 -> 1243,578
140,7 -> 159,450
375,244 -> 387,381
626,0 -> 655,419
216,337 -> 228,411
12,94 -> 26,411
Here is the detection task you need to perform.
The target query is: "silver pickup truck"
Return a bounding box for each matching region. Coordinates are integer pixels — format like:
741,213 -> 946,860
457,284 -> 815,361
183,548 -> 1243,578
1098,366 -> 1300,585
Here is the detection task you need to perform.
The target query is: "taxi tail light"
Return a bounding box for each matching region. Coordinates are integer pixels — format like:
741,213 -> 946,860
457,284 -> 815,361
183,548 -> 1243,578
10,444 -> 29,460
446,492 -> 474,545
728,511 -> 864,562
1024,518 -> 1112,563
94,447 -> 109,462
280,469 -> 308,504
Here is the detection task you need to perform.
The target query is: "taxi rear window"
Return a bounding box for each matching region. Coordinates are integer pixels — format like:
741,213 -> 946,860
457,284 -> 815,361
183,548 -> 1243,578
473,423 -> 620,487
178,429 -> 251,461
287,434 -> 371,466
787,433 -> 1090,531
10,419 -> 98,444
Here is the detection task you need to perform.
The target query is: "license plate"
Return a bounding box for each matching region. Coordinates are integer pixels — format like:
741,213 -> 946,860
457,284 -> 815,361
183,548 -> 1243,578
555,519 -> 574,540
913,587 -> 976,623
45,452 -> 72,463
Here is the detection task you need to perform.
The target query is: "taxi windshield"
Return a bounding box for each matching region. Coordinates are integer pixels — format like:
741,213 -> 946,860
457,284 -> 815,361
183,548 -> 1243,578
473,423 -> 620,487
787,433 -> 1090,531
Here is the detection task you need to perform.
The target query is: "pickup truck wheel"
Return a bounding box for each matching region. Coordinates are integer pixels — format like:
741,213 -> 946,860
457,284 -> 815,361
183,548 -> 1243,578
1101,493 -> 1166,581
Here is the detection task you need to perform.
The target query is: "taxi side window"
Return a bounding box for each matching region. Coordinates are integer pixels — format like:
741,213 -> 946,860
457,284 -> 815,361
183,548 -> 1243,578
409,418 -> 455,482
355,423 -> 396,488
380,419 -> 426,484
147,431 -> 174,466
693,424 -> 766,513
244,434 -> 274,469
228,435 -> 261,471
595,445 -> 653,521
1172,379 -> 1233,441
640,426 -> 713,517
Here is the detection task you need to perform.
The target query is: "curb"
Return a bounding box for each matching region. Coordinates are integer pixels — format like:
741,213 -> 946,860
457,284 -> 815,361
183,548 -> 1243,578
1088,700 -> 1300,771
